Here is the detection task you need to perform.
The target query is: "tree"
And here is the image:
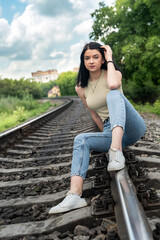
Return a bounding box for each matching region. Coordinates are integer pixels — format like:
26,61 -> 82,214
90,0 -> 160,103
55,71 -> 77,96
0,78 -> 42,99
39,81 -> 57,97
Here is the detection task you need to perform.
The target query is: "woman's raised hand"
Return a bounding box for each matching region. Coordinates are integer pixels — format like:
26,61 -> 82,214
100,45 -> 113,62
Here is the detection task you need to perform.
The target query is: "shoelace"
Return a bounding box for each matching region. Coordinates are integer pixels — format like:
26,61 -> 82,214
109,150 -> 121,163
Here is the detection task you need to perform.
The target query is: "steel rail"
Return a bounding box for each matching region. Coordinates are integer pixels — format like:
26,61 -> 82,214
113,168 -> 153,240
0,97 -> 72,146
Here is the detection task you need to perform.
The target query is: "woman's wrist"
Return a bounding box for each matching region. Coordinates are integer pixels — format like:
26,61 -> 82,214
107,60 -> 114,64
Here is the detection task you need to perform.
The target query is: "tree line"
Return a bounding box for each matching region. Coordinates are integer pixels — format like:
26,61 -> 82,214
0,71 -> 77,99
0,78 -> 42,99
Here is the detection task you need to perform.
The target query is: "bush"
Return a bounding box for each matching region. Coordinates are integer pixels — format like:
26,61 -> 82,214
153,100 -> 160,116
0,96 -> 19,113
0,78 -> 42,99
13,106 -> 27,122
0,95 -> 39,114
18,95 -> 39,111
123,79 -> 160,103
55,71 -> 77,96
0,97 -> 54,132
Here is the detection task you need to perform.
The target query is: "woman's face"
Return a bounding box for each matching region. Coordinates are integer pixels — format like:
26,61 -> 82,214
84,49 -> 104,72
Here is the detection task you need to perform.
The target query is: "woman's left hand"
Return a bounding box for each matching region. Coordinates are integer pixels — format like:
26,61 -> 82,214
100,45 -> 113,62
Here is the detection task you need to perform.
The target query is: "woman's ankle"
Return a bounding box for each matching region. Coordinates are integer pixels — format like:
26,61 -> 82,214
110,145 -> 122,151
70,176 -> 83,196
69,189 -> 82,196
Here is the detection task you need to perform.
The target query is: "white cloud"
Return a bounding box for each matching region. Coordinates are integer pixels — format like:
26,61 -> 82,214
28,0 -> 74,17
0,18 -> 10,42
0,2 -> 75,77
57,41 -> 85,73
73,19 -> 93,35
69,0 -> 87,9
0,0 -> 116,79
1,4 -> 73,59
50,51 -> 67,59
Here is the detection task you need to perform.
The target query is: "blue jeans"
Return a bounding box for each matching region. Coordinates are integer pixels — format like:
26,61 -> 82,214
71,90 -> 146,179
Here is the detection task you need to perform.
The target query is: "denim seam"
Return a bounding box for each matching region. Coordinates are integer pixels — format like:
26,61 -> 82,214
111,124 -> 124,131
109,91 -> 126,131
78,138 -> 85,174
71,173 -> 85,180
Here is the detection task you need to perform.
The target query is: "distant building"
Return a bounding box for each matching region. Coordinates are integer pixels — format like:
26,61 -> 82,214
31,69 -> 59,83
73,67 -> 79,72
48,86 -> 61,98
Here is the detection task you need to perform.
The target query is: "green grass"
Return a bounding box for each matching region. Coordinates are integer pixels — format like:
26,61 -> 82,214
0,96 -> 56,133
131,100 -> 160,116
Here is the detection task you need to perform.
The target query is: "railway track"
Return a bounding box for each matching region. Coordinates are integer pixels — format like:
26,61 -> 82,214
0,97 -> 159,240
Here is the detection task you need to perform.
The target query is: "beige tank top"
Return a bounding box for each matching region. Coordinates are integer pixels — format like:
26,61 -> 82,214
84,69 -> 122,121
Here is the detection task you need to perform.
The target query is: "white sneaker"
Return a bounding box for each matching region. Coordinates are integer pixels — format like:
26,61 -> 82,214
107,148 -> 125,171
48,192 -> 87,214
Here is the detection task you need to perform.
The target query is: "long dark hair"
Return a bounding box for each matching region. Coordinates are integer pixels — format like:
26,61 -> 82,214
77,41 -> 120,88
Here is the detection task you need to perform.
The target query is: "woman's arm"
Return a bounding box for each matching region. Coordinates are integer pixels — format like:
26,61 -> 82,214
75,85 -> 104,131
90,112 -> 104,132
101,45 -> 122,89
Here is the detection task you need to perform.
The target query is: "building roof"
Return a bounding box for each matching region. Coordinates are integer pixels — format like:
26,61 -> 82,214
31,69 -> 58,77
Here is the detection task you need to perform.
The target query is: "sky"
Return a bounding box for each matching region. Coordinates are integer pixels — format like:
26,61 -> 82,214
0,0 -> 115,79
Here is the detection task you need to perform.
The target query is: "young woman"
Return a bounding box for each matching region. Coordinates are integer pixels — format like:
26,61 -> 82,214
49,42 -> 146,214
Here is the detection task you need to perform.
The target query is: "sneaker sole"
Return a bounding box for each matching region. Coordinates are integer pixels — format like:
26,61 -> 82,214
108,165 -> 125,171
49,202 -> 87,214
